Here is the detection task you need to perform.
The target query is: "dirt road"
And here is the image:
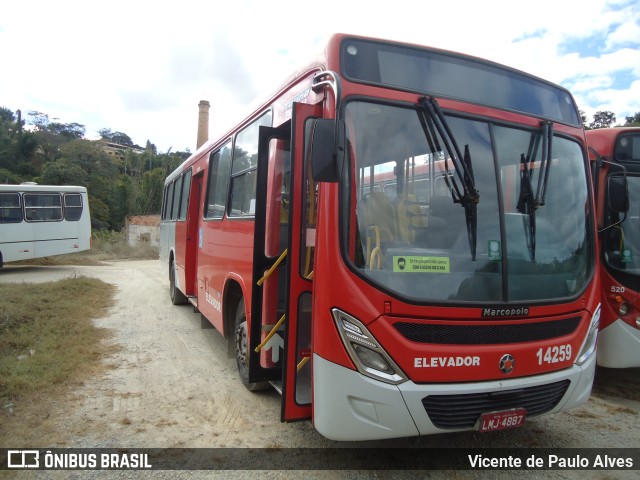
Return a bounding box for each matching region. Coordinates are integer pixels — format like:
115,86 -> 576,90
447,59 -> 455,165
2,260 -> 639,478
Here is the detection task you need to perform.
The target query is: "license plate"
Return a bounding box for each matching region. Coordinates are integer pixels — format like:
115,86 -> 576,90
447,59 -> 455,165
478,408 -> 526,432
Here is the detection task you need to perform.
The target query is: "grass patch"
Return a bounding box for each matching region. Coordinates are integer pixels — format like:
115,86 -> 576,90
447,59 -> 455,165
0,276 -> 118,445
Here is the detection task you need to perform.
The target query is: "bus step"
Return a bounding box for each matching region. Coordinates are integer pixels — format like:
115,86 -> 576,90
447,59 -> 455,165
187,296 -> 198,309
269,380 -> 283,395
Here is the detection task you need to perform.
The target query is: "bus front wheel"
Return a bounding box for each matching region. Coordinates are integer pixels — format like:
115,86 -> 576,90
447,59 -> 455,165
234,300 -> 268,391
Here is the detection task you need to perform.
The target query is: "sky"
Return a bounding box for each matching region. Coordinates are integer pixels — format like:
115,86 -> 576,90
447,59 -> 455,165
1,0 -> 639,154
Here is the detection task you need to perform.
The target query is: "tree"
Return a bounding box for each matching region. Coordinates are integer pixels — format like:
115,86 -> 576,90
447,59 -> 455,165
48,122 -> 85,140
579,110 -> 588,129
0,108 -> 38,173
27,111 -> 86,165
0,107 -> 176,230
0,167 -> 23,184
624,112 -> 640,127
40,159 -> 88,185
138,168 -> 166,214
145,140 -> 157,156
98,128 -> 133,146
589,111 -> 616,130
55,139 -> 122,230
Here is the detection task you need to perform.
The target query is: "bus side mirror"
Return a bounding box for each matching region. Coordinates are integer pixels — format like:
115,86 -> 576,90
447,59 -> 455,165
310,119 -> 345,183
607,175 -> 629,214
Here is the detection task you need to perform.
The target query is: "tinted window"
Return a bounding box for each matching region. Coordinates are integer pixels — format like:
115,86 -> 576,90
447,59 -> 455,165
171,178 -> 182,220
615,133 -> 640,162
0,193 -> 22,223
64,193 -> 83,221
24,193 -> 63,221
228,112 -> 272,217
178,170 -> 192,221
341,38 -> 580,126
164,182 -> 174,221
205,142 -> 232,219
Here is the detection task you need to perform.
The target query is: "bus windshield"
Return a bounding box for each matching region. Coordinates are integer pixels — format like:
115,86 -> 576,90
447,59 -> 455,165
343,100 -> 592,303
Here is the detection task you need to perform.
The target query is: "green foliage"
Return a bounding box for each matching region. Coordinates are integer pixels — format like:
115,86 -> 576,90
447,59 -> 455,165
0,168 -> 23,184
1,106 -> 191,232
88,196 -> 111,230
588,111 -> 616,130
139,168 -> 166,213
98,128 -> 133,146
40,159 -> 88,185
0,107 -> 38,173
624,112 -> 640,127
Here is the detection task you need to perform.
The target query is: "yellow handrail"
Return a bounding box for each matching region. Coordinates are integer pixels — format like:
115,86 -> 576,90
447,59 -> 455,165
256,249 -> 288,286
296,356 -> 310,372
254,314 -> 286,353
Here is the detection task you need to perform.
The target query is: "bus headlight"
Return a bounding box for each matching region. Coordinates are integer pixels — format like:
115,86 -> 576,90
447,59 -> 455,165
575,304 -> 600,366
332,308 -> 407,385
353,344 -> 395,374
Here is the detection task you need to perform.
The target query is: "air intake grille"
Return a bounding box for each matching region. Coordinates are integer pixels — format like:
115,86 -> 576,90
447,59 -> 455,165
422,380 -> 570,429
394,317 -> 580,345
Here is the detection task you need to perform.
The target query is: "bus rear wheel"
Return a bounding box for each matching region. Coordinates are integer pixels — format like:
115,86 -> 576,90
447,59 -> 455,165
234,300 -> 268,391
169,260 -> 187,305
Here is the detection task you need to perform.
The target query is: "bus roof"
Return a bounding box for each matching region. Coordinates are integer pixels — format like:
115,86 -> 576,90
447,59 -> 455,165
0,184 -> 88,193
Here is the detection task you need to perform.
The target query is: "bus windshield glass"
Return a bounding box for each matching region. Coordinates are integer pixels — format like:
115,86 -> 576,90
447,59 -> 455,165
341,38 -> 581,126
343,100 -> 593,303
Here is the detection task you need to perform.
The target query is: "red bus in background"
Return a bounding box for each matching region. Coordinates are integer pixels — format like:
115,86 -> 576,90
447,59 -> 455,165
588,127 -> 640,368
160,34 -> 601,440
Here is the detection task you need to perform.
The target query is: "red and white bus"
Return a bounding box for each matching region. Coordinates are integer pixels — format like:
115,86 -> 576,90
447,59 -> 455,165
160,34 -> 600,440
588,127 -> 640,368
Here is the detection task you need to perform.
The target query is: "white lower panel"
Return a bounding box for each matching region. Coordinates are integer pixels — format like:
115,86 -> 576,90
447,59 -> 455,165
312,351 -> 596,441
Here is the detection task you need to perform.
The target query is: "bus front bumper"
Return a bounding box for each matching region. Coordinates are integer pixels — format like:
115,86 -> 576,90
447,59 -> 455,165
312,352 -> 596,441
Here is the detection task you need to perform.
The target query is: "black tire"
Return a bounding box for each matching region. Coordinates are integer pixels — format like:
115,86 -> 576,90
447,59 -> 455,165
234,300 -> 268,391
169,259 -> 187,305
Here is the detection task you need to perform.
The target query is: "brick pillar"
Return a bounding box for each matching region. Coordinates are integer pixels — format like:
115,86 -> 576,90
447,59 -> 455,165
197,100 -> 210,149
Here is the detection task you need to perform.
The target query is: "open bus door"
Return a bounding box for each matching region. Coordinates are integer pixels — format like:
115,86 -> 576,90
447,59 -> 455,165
250,102 -> 323,422
184,171 -> 201,299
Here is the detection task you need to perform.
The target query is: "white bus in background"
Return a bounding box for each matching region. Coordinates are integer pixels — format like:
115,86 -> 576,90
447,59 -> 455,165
0,184 -> 91,267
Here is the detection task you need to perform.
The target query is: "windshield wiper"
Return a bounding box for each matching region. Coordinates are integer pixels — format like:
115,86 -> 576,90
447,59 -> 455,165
516,121 -> 553,262
417,96 -> 480,260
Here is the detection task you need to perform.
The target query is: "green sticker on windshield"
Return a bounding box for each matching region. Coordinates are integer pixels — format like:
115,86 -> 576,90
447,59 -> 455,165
488,240 -> 501,261
393,256 -> 450,273
622,249 -> 633,264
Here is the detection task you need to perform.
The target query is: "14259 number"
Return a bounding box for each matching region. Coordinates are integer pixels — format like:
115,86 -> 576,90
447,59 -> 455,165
536,344 -> 572,365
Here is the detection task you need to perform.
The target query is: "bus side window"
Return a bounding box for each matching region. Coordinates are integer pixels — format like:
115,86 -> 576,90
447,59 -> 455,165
164,182 -> 175,221
178,169 -> 192,221
204,141 -> 232,219
0,193 -> 22,223
64,193 -> 83,221
229,112 -> 272,217
24,193 -> 63,221
171,177 -> 182,221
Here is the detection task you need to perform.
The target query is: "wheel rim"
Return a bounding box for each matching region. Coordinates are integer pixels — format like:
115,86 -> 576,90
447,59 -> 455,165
236,318 -> 248,367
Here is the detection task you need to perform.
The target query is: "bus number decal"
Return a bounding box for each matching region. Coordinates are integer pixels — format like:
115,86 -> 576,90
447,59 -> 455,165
610,285 -> 625,294
536,345 -> 572,365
